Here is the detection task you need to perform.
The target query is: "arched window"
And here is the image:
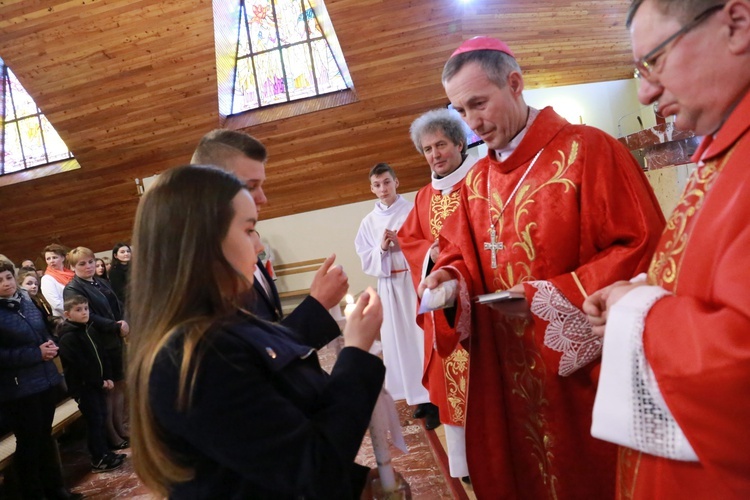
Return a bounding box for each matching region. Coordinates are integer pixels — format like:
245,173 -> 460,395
1,57 -> 74,176
229,0 -> 351,114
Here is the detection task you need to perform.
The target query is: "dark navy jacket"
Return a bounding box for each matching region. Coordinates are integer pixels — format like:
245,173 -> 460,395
248,257 -> 341,343
64,276 -> 123,351
0,292 -> 62,402
150,312 -> 385,499
57,320 -> 111,398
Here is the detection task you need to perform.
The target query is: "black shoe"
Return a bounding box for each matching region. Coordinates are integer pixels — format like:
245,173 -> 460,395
424,410 -> 441,431
412,403 -> 428,419
91,454 -> 124,473
413,402 -> 438,419
461,476 -> 471,484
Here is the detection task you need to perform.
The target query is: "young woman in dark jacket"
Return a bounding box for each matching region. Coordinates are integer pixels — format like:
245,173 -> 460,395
129,165 -> 386,499
64,248 -> 129,449
0,260 -> 79,500
17,267 -> 63,338
108,243 -> 131,305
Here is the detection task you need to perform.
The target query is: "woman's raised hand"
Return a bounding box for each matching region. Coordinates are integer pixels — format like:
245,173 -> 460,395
343,287 -> 383,352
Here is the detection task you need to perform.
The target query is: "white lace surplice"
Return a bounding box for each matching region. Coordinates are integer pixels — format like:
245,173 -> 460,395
591,285 -> 698,461
528,280 -> 603,376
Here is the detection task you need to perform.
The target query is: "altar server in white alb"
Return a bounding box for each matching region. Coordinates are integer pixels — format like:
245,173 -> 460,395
355,163 -> 431,410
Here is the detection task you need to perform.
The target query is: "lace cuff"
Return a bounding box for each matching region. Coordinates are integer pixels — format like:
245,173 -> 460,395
528,280 -> 602,376
591,285 -> 698,461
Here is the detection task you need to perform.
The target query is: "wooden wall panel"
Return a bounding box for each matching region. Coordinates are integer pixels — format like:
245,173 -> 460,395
0,0 -> 635,262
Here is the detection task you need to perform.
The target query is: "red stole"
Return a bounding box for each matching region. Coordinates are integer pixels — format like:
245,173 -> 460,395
400,183 -> 469,426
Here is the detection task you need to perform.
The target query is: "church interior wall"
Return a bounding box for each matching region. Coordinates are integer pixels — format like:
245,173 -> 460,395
260,78 -> 686,306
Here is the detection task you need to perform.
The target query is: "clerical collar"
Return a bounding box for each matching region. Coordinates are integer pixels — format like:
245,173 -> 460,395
376,195 -> 402,211
493,107 -> 541,162
432,154 -> 480,193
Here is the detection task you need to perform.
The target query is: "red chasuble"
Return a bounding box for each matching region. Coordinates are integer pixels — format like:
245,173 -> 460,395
399,181 -> 470,427
434,107 -> 665,499
618,91 -> 750,499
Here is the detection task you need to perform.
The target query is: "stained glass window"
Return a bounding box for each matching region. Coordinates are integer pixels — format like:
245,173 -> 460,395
230,0 -> 350,114
1,57 -> 74,176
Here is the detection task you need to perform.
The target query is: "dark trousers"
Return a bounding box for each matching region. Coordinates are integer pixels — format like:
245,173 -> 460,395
0,387 -> 64,500
76,386 -> 109,462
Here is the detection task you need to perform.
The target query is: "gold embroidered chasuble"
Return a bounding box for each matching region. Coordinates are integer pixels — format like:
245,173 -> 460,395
432,107 -> 665,499
400,182 -> 469,427
617,90 -> 750,500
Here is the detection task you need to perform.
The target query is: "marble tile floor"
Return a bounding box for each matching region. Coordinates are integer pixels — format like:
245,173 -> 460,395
32,401 -> 455,499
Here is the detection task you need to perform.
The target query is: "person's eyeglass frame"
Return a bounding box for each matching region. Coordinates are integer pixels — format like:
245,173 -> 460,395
633,3 -> 725,80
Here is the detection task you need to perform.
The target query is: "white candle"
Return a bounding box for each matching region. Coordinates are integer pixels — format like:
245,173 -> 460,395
343,293 -> 356,319
342,293 -> 402,494
369,388 -> 398,493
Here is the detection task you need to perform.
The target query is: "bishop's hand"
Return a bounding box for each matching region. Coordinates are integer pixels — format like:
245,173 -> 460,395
584,280 -> 633,337
418,269 -> 451,298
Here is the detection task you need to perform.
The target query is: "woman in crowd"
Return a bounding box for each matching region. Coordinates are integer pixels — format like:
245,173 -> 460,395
108,243 -> 131,305
95,257 -> 109,281
128,165 -> 385,499
40,244 -> 74,318
17,268 -> 62,335
0,259 -> 80,500
63,247 -> 129,450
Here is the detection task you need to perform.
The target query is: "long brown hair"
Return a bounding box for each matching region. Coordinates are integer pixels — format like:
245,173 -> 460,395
127,164 -> 245,496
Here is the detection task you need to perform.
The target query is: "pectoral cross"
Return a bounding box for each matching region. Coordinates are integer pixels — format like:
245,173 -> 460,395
484,226 -> 504,269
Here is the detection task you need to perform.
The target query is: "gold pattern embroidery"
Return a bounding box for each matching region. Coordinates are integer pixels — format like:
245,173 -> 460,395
647,147 -> 734,291
429,191 -> 461,239
464,142 -> 582,498
428,188 -> 469,424
617,447 -> 642,500
507,317 -> 559,499
442,348 -> 469,424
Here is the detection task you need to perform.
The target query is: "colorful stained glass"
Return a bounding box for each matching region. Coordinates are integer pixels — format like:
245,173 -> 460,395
311,39 -> 345,93
4,124 -> 25,173
1,58 -> 74,176
275,1 -> 306,44
283,44 -> 316,99
229,0 -> 351,115
41,115 -> 72,164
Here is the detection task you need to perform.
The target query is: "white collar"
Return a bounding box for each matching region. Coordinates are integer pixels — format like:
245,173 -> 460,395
493,106 -> 540,161
376,195 -> 404,212
432,154 -> 480,193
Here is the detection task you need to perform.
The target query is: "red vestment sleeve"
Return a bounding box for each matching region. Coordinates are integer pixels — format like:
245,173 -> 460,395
641,146 -> 750,497
547,128 -> 665,307
398,187 -> 433,293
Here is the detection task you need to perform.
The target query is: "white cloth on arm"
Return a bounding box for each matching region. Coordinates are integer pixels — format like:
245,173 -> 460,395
591,285 -> 698,461
355,196 -> 430,405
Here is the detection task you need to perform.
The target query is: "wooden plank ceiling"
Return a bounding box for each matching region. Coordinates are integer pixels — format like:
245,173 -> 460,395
0,0 -> 635,262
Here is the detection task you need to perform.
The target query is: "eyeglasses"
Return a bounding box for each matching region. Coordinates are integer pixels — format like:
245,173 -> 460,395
633,3 -> 724,80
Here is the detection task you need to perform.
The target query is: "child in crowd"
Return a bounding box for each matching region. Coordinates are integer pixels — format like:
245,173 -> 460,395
63,247 -> 129,450
17,267 -> 62,335
57,295 -> 125,473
